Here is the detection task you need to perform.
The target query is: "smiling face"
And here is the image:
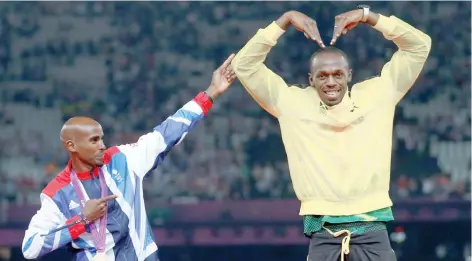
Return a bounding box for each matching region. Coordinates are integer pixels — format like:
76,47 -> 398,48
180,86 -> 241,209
309,50 -> 352,106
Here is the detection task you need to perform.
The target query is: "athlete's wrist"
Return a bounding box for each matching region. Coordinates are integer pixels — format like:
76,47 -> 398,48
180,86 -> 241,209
203,89 -> 216,102
365,12 -> 380,26
79,213 -> 91,225
276,11 -> 292,30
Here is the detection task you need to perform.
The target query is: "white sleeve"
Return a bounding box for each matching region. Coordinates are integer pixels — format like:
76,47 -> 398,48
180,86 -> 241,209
117,94 -> 212,179
22,193 -> 85,259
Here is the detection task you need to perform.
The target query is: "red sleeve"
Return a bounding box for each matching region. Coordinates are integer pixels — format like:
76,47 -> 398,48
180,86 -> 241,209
193,92 -> 213,116
66,215 -> 86,240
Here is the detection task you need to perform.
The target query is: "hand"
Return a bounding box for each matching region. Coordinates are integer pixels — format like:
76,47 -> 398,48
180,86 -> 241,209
82,195 -> 118,223
330,9 -> 364,45
277,11 -> 325,48
206,54 -> 237,100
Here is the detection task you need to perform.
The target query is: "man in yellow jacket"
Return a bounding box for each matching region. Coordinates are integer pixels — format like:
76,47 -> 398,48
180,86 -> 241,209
231,5 -> 431,261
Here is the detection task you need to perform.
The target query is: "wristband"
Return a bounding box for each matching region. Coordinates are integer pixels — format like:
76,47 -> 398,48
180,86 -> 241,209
79,213 -> 91,225
203,91 -> 214,103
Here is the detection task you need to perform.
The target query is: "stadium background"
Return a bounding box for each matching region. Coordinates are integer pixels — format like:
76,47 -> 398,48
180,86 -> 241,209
0,1 -> 470,261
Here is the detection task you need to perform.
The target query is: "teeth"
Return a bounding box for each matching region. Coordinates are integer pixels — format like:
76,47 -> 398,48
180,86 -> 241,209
325,90 -> 339,97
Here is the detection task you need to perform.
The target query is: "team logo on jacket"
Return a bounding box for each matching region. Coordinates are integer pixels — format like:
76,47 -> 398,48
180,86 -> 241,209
69,200 -> 80,210
112,169 -> 123,183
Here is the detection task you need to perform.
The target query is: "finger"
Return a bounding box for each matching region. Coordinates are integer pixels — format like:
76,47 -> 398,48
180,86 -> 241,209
303,20 -> 320,46
346,22 -> 357,31
225,66 -> 236,75
224,72 -> 232,81
224,68 -> 233,76
304,20 -> 325,48
342,28 -> 348,35
218,53 -> 235,71
225,65 -> 234,74
224,69 -> 234,78
331,16 -> 346,45
331,25 -> 343,45
332,17 -> 351,45
228,71 -> 236,78
303,20 -> 316,40
331,24 -> 341,45
99,194 -> 118,203
309,23 -> 325,48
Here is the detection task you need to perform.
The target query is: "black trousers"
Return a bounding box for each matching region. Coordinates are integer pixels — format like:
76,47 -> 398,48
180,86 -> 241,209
307,230 -> 397,261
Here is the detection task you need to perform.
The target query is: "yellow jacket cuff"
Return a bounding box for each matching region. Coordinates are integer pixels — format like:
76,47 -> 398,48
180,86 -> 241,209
373,14 -> 395,34
265,21 -> 286,41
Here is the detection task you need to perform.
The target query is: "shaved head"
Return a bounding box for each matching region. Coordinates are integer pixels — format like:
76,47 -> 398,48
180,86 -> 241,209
61,116 -> 106,170
60,117 -> 102,143
310,46 -> 351,73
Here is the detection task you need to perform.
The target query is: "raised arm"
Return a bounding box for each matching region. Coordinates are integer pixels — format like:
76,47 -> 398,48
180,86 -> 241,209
22,193 -> 86,259
331,7 -> 432,104
231,11 -> 324,117
116,54 -> 236,179
375,13 -> 431,104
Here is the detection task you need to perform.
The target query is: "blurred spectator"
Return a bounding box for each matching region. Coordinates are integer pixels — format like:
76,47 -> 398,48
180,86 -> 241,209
0,1 -> 470,203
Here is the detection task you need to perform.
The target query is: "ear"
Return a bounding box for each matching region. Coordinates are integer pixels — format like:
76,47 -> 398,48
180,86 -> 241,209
347,69 -> 353,83
65,140 -> 77,153
308,73 -> 314,86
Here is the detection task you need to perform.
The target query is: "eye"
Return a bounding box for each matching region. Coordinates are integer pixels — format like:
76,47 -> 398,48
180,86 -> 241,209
318,75 -> 326,80
335,72 -> 343,78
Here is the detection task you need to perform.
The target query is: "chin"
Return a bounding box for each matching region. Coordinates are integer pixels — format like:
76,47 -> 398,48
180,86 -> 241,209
322,98 -> 342,106
96,161 -> 104,167
319,93 -> 342,106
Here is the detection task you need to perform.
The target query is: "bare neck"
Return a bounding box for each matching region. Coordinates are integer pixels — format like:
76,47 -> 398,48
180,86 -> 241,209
70,155 -> 94,173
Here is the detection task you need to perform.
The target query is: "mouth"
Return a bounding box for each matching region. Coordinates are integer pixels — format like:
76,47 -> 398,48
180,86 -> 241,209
323,89 -> 341,98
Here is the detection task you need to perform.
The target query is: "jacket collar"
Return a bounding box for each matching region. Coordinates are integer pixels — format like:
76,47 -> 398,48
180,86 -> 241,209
318,90 -> 356,112
65,160 -> 99,180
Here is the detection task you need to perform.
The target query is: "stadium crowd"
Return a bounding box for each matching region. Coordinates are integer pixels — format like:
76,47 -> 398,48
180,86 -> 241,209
0,1 -> 470,206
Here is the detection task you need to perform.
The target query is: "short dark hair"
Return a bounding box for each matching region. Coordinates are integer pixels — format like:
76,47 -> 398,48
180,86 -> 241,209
309,46 -> 351,72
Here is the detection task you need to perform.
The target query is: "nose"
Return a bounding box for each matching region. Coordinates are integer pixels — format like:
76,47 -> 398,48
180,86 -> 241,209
326,76 -> 337,87
98,140 -> 106,150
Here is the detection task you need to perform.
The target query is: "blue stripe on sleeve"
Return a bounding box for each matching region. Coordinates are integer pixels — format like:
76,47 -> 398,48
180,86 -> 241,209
146,120 -> 192,175
38,231 -> 57,257
173,109 -> 201,122
145,104 -> 205,175
22,233 -> 36,253
133,174 -> 142,238
153,119 -> 190,149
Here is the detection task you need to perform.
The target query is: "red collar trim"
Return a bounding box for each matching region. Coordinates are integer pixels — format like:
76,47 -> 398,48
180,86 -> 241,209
65,161 -> 99,180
